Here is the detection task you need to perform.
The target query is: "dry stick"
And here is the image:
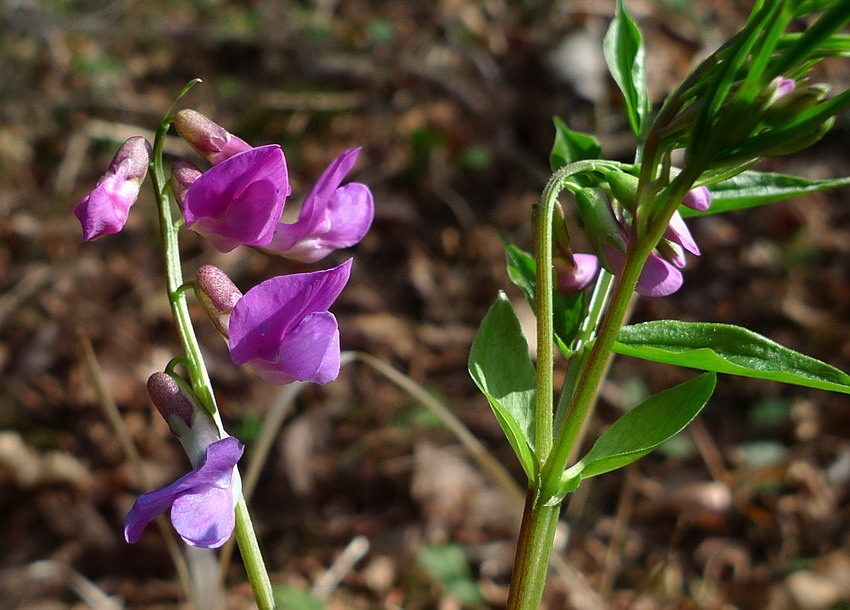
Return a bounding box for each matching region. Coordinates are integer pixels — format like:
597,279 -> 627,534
352,351 -> 526,508
76,330 -> 197,608
310,536 -> 370,600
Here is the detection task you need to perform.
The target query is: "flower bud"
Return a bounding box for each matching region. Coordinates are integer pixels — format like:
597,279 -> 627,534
74,136 -> 152,241
171,159 -> 202,212
195,265 -> 243,337
174,109 -> 252,165
768,76 -> 796,103
681,186 -> 711,212
147,372 -> 220,468
603,170 -> 639,212
573,187 -> 627,267
765,83 -> 830,124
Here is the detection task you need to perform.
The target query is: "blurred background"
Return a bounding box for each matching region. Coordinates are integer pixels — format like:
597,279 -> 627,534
2,0 -> 850,607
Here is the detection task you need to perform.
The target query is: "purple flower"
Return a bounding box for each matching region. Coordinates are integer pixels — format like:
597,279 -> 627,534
124,436 -> 244,549
182,144 -> 289,253
555,253 -> 600,294
266,148 -> 373,263
174,109 -> 252,165
663,210 -> 701,266
74,136 -> 151,241
681,186 -> 711,212
603,247 -> 684,297
228,259 -> 352,385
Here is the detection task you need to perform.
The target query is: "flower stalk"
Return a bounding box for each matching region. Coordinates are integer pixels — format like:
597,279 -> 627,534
147,93 -> 274,610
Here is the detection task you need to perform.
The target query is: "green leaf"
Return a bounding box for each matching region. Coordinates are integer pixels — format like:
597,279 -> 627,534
550,116 -> 603,172
560,373 -> 716,495
469,293 -> 538,479
614,321 -> 850,394
417,543 -> 485,606
503,239 -> 586,355
682,170 -> 850,217
603,0 -> 650,138
273,585 -> 326,610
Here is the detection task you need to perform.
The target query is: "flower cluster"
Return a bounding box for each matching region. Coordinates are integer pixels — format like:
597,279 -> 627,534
76,107 -> 373,548
558,185 -> 711,297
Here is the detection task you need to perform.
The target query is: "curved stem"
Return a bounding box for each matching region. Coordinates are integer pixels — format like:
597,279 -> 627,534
149,106 -> 274,610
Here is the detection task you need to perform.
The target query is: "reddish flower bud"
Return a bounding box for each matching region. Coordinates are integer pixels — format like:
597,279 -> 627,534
195,265 -> 243,337
171,159 -> 202,212
174,109 -> 252,165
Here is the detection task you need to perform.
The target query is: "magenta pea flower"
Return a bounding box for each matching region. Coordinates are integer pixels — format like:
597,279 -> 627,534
228,259 -> 353,385
124,373 -> 243,549
266,148 -> 374,263
182,144 -> 289,253
74,136 -> 151,241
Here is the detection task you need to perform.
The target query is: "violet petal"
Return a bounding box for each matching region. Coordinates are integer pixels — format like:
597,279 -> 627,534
124,437 -> 244,547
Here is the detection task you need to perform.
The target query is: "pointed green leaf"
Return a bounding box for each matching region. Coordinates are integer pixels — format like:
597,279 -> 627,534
503,239 -> 586,355
562,373 -> 716,490
614,321 -> 850,394
603,0 -> 650,137
469,293 -> 537,478
682,170 -> 850,217
550,116 -> 603,171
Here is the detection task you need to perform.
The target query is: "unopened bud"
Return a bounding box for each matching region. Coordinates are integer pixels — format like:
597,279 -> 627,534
146,371 -> 219,467
769,76 -> 796,102
574,187 -> 627,267
171,159 -> 202,211
110,136 -> 152,183
195,265 -> 243,337
147,372 -> 202,431
174,109 -> 252,165
765,83 -> 830,124
603,171 -> 640,212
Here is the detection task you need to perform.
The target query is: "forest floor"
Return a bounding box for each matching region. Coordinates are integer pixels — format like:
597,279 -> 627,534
3,1 -> 850,608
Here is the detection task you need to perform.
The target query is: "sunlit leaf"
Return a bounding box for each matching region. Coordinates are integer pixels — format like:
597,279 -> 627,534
614,321 -> 850,394
469,293 -> 537,479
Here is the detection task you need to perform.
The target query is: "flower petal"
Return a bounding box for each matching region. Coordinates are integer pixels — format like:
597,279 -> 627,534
243,311 -> 341,385
229,259 -> 352,366
171,485 -> 235,548
183,145 -> 288,252
664,210 -> 700,256
635,253 -> 684,297
75,167 -> 141,240
603,247 -> 684,297
124,437 -> 244,545
268,148 -> 362,253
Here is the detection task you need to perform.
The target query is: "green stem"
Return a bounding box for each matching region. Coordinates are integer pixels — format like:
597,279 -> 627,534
539,173 -> 698,503
149,104 -> 274,610
532,160 -> 623,468
234,497 -> 274,610
505,491 -> 561,610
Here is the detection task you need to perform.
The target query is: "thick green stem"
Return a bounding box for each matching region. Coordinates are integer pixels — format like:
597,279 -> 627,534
539,172 -> 698,502
505,491 -> 561,610
149,102 -> 274,610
